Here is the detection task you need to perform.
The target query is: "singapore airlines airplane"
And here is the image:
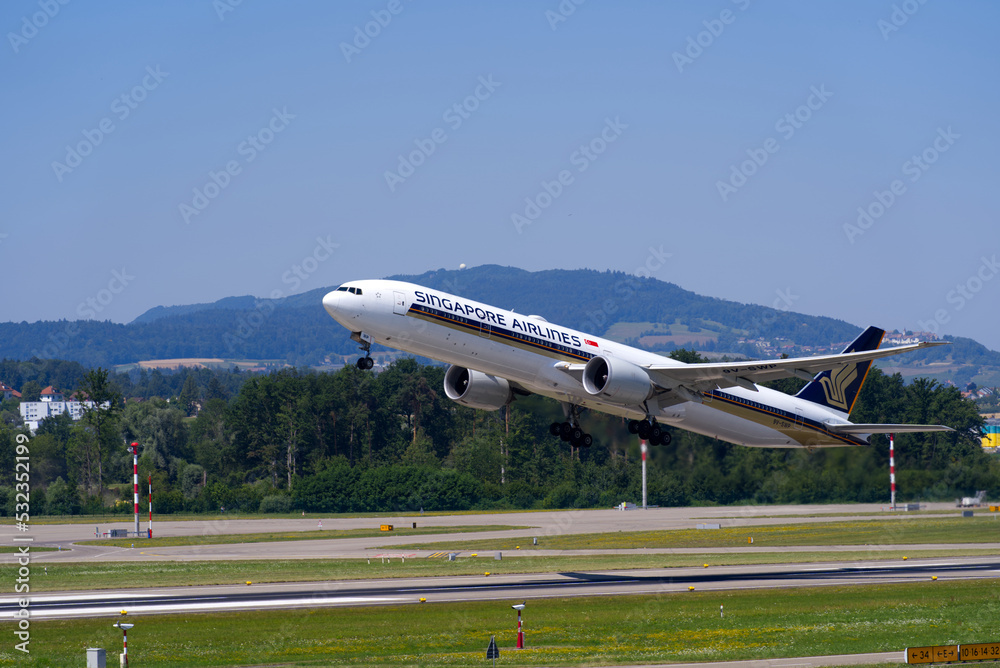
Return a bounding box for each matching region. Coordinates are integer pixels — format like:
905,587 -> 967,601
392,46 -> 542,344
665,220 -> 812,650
322,279 -> 952,449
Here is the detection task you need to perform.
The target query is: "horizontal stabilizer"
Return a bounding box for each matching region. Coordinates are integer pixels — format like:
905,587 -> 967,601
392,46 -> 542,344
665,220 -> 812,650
825,423 -> 954,434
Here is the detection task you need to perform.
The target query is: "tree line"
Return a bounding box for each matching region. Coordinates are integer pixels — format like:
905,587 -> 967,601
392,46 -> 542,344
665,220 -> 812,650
1,357 -> 996,517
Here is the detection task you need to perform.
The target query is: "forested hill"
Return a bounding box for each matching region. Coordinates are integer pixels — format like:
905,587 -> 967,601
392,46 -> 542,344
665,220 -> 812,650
1,266 -> 998,382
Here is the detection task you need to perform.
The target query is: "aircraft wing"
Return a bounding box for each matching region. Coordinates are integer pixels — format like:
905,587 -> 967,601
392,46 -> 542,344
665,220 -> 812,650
645,340 -> 948,393
826,423 -> 953,434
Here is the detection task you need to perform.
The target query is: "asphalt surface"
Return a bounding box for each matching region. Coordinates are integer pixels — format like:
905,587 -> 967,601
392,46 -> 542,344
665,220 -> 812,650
7,501 -> 994,563
4,556 -> 998,620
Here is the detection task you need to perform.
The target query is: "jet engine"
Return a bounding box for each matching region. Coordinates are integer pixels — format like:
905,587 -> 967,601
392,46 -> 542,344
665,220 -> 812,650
582,356 -> 653,405
443,365 -> 512,411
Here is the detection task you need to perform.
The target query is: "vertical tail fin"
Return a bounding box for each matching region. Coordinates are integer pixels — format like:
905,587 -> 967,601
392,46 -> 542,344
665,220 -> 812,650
795,326 -> 884,416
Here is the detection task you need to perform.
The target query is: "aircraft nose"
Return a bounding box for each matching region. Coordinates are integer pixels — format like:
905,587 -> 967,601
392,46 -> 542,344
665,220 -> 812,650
322,290 -> 342,317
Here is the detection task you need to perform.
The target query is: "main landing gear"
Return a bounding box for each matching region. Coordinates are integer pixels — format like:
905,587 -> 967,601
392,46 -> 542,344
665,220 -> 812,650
628,418 -> 672,446
550,405 -> 593,448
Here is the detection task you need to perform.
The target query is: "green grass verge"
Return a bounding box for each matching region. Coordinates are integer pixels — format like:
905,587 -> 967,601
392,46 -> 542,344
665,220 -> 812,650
80,525 -> 528,549
0,546 -> 56,553
394,517 -> 1000,551
6,549 -> 997,593
6,579 -> 999,666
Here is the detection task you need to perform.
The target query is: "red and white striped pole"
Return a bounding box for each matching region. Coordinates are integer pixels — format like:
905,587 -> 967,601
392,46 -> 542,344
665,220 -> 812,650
131,442 -> 139,537
516,608 -> 523,649
889,433 -> 896,510
641,439 -> 648,510
148,473 -> 153,538
114,621 -> 133,667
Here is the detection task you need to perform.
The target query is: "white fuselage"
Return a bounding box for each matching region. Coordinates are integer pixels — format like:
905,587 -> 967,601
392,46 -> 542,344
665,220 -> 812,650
323,280 -> 864,448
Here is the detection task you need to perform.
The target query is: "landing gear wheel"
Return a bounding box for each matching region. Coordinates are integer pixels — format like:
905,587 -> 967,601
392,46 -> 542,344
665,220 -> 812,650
581,433 -> 593,448
627,420 -> 640,435
357,356 -> 373,369
658,431 -> 671,446
637,420 -> 651,441
549,422 -> 562,437
650,424 -> 663,443
571,426 -> 584,442
559,422 -> 572,441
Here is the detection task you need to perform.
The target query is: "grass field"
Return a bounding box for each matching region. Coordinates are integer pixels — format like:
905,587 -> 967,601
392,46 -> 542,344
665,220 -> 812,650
5,579 -> 998,667
81,525 -> 528,549
395,517 -> 1000,551
6,549 -> 997,593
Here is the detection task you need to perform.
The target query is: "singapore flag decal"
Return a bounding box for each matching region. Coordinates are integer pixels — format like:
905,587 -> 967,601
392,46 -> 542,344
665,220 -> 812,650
584,339 -> 599,347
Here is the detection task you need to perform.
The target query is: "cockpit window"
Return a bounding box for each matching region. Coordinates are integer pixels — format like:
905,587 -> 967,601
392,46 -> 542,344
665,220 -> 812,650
337,285 -> 363,295
355,288 -> 363,295
337,286 -> 349,292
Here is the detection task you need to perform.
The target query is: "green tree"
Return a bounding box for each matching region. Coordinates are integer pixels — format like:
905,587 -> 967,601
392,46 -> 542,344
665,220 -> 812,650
77,368 -> 123,499
20,380 -> 41,402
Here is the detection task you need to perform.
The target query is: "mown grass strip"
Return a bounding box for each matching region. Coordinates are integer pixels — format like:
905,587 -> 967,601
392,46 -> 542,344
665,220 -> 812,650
7,549 -> 996,592
394,516 -> 1000,551
9,579 -> 1000,666
80,525 -> 528,549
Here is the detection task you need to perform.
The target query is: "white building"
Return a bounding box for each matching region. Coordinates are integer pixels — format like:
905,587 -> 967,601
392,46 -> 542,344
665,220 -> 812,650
19,387 -> 108,433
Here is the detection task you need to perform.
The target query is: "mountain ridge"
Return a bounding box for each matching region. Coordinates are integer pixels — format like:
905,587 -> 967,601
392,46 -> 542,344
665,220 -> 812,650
2,265 -> 998,386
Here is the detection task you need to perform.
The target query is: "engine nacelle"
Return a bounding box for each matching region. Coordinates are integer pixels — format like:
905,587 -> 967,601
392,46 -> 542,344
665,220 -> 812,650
443,365 -> 512,411
582,355 -> 653,405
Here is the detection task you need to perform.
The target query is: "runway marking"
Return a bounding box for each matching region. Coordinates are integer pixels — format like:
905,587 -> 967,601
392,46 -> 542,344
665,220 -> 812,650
427,552 -> 448,558
1,596 -> 407,620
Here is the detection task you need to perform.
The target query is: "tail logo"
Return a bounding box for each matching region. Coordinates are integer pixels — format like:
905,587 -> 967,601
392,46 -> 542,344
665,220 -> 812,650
818,364 -> 858,410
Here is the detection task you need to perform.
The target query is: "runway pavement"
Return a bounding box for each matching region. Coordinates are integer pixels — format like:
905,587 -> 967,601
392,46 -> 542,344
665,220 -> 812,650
6,502 -> 990,564
4,556 -> 998,620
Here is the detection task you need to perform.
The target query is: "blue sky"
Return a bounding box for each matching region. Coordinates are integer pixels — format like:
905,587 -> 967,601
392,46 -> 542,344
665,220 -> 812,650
4,1 -> 998,351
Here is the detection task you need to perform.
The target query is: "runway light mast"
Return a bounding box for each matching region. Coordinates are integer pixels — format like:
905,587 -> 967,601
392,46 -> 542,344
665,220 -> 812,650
129,442 -> 139,537
641,439 -> 648,509
512,602 -> 525,649
889,433 -> 896,510
114,620 -> 134,667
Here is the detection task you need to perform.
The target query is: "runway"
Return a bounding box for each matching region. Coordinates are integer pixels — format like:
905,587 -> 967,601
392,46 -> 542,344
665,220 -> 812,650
7,502 -> 993,563
4,556 -> 998,620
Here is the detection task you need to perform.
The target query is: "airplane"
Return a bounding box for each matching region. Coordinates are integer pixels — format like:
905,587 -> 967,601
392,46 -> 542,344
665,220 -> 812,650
322,279 -> 953,449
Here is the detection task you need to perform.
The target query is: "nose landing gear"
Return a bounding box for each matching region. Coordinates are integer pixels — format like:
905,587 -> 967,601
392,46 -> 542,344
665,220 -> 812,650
353,333 -> 374,369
